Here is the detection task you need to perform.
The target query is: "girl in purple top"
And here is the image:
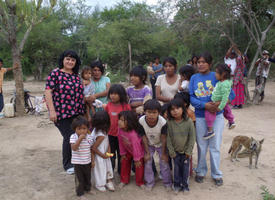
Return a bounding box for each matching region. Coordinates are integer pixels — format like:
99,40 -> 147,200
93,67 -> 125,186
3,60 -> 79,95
45,50 -> 85,174
126,66 -> 152,115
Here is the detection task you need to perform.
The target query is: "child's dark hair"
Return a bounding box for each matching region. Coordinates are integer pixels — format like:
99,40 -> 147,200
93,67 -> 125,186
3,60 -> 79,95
191,55 -> 198,63
108,84 -> 128,104
58,50 -> 81,74
198,52 -> 213,65
0,58 -> 3,63
130,66 -> 147,84
179,65 -> 195,81
144,99 -> 161,112
71,115 -> 89,131
90,60 -> 105,74
92,110 -> 110,133
174,92 -> 190,108
161,103 -> 169,116
167,98 -> 188,120
118,111 -> 139,131
216,63 -> 231,80
163,57 -> 177,69
81,66 -> 92,79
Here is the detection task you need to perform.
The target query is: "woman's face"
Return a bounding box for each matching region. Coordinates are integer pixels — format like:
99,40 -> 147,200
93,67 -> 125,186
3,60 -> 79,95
92,66 -> 102,80
63,57 -> 76,71
197,57 -> 211,74
164,62 -> 176,76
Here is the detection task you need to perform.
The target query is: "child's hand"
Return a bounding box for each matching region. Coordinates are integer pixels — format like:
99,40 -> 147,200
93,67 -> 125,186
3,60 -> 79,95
144,153 -> 150,162
91,161 -> 95,168
161,153 -> 169,163
121,155 -> 127,161
184,154 -> 190,159
134,161 -> 142,168
79,134 -> 86,140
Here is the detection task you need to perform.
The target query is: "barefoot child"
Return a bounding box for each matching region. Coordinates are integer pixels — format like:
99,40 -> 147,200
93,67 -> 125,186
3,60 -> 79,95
166,99 -> 196,194
91,111 -> 115,192
139,99 -> 172,191
204,64 -> 236,139
81,66 -> 96,125
117,111 -> 145,189
127,66 -> 152,115
70,116 -> 95,199
105,84 -> 131,173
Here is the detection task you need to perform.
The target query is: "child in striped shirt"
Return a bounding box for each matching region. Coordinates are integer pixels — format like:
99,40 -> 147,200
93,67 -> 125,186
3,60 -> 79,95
70,116 -> 95,199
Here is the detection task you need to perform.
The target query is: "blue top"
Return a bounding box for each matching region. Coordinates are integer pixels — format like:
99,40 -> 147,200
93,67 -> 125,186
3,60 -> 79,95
189,72 -> 235,118
150,64 -> 163,79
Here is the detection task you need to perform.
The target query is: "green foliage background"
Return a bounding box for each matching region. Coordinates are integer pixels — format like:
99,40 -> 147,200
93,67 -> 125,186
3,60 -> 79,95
0,0 -> 274,80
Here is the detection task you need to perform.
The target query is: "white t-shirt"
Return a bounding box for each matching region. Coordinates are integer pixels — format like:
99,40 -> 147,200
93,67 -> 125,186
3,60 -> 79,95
181,80 -> 189,92
224,57 -> 237,75
155,74 -> 181,100
70,133 -> 94,165
138,115 -> 167,148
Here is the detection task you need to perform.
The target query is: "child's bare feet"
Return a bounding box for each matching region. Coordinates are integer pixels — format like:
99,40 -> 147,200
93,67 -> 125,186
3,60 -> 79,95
139,184 -> 146,190
77,195 -> 88,200
118,182 -> 126,189
86,190 -> 96,195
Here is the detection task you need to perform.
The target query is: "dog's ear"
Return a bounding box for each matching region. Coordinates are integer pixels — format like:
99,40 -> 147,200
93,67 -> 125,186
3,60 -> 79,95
259,139 -> 264,144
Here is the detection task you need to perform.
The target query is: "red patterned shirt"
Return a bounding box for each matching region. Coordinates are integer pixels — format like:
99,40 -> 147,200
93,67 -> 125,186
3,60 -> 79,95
45,68 -> 85,120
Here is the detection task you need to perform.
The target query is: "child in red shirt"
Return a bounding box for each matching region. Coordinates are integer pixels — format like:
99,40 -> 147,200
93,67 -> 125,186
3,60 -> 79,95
105,84 -> 131,174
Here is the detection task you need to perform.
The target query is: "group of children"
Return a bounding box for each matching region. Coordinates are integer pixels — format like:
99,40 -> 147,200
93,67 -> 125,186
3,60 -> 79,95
70,61 -> 236,199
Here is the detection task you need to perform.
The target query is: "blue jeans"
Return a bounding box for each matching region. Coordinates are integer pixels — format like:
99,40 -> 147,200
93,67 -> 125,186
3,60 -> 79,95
0,93 -> 4,112
195,114 -> 224,179
173,153 -> 190,190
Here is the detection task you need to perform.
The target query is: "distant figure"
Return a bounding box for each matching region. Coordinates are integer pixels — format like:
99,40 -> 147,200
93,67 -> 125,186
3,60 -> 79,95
255,50 -> 271,102
0,59 -> 18,113
150,57 -> 163,99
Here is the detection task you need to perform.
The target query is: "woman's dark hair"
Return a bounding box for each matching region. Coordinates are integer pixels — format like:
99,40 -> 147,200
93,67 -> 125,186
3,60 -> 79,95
179,65 -> 195,81
216,63 -> 231,80
90,60 -> 105,74
163,57 -> 177,70
198,52 -> 213,65
154,56 -> 160,61
108,84 -> 128,104
92,110 -> 110,133
118,111 -> 139,131
174,92 -> 190,108
144,99 -> 161,112
161,103 -> 169,116
191,55 -> 198,64
130,66 -> 147,84
71,115 -> 89,131
167,98 -> 188,120
58,50 -> 81,74
81,66 -> 92,79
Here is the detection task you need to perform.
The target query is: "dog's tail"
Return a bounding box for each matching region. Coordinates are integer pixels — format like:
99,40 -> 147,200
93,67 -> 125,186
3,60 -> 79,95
228,146 -> 232,154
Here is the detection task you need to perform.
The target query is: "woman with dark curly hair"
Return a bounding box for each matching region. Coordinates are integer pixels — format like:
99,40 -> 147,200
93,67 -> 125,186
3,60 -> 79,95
45,50 -> 85,174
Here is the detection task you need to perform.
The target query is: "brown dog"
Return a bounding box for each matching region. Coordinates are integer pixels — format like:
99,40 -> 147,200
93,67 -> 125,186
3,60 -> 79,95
228,135 -> 264,169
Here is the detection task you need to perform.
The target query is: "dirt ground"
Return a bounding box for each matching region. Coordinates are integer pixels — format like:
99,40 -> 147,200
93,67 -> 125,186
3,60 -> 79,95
0,80 -> 275,200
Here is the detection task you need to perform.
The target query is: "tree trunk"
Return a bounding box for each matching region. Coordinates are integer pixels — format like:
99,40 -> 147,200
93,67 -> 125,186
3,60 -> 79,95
128,41 -> 132,73
11,47 -> 25,115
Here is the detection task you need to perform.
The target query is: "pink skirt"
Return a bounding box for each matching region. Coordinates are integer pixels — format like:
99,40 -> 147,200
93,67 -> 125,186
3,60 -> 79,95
231,82 -> 245,105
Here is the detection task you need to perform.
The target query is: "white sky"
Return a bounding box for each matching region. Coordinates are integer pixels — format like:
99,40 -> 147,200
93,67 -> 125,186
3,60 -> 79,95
84,0 -> 159,8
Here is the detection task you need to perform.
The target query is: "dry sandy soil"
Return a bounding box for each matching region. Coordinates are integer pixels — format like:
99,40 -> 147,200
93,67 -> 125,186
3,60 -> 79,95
0,80 -> 275,200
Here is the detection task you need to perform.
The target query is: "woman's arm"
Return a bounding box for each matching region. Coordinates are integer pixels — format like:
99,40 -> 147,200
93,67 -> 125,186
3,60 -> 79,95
44,89 -> 57,122
87,82 -> 111,103
156,85 -> 172,102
